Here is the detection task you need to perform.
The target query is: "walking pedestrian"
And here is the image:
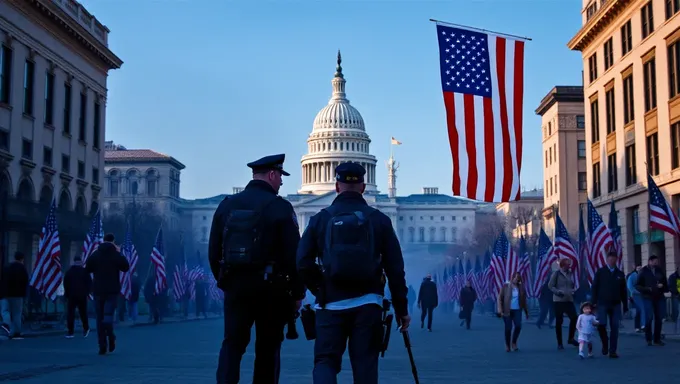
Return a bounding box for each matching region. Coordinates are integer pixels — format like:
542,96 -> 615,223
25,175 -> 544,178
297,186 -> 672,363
63,255 -> 92,338
548,258 -> 579,349
497,272 -> 529,352
0,251 -> 29,339
86,234 -> 130,355
591,251 -> 628,358
627,266 -> 645,332
417,274 -> 438,332
576,302 -> 598,359
635,255 -> 668,346
459,280 -> 477,329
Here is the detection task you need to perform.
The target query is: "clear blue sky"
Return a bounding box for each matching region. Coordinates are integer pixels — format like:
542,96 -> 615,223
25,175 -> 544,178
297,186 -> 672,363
81,0 -> 584,200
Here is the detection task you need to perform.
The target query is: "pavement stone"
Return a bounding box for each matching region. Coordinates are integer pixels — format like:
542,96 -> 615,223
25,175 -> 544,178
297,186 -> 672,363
0,312 -> 677,383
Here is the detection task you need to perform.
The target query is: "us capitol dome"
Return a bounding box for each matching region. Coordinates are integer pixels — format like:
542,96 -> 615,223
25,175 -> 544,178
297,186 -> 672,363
298,51 -> 378,195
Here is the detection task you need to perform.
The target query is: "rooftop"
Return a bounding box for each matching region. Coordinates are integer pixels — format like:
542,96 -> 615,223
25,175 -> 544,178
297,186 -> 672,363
104,141 -> 186,169
535,86 -> 584,116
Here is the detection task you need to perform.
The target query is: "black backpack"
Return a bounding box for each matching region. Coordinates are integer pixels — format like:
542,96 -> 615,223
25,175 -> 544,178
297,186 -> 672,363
320,205 -> 381,288
221,195 -> 278,269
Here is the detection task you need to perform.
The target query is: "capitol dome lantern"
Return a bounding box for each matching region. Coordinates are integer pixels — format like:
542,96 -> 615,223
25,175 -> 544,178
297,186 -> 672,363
299,51 -> 378,195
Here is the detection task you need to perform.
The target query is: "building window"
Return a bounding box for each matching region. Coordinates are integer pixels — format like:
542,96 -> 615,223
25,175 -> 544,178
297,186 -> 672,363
641,1 -> 654,39
588,54 -> 598,83
545,180 -> 549,195
550,177 -> 553,195
429,227 -> 436,242
418,227 -> 425,242
590,99 -> 600,143
92,167 -> 99,185
646,133 -> 659,176
78,92 -> 87,141
625,144 -> 637,185
549,147 -> 552,165
43,146 -> 52,167
605,88 -> 616,134
622,74 -> 635,124
21,138 -> 32,160
451,227 -> 458,243
408,227 -> 415,243
44,71 -> 54,125
23,60 -> 34,115
93,100 -> 101,149
147,179 -> 157,197
440,227 -> 446,242
554,177 -> 558,193
548,122 -> 552,135
586,2 -> 598,20
621,19 -> 633,55
63,83 -> 72,134
553,144 -> 556,161
643,58 -> 657,112
545,150 -> 548,167
603,37 -> 614,70
607,153 -> 618,192
576,115 -> 585,128
578,140 -> 586,158
578,172 -> 587,191
666,0 -> 680,19
61,154 -> 70,174
672,122 -> 680,169
0,45 -> 11,104
110,179 -> 118,196
669,41 -> 680,99
0,130 -> 7,151
77,160 -> 85,179
592,162 -> 601,198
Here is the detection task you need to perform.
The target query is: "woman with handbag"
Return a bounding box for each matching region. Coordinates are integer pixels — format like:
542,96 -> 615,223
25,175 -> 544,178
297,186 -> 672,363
459,280 -> 477,329
497,272 -> 529,352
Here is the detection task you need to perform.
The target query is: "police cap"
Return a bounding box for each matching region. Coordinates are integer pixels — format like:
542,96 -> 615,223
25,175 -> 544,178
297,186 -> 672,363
247,154 -> 290,176
335,162 -> 365,184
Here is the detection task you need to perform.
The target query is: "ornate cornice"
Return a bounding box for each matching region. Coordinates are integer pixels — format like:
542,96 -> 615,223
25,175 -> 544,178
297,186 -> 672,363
567,0 -> 634,52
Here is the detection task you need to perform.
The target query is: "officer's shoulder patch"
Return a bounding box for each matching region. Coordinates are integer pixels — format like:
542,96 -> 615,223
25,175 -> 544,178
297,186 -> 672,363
292,211 -> 299,228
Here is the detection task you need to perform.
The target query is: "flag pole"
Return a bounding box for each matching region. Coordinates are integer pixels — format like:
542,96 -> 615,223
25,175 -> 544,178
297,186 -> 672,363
429,19 -> 532,41
144,222 -> 164,283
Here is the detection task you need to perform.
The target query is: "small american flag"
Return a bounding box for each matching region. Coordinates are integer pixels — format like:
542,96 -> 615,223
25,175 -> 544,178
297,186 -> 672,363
578,208 -> 595,286
554,214 -> 580,290
208,277 -> 223,301
587,199 -> 613,273
435,24 -> 525,202
151,228 -> 167,294
172,263 -> 187,302
188,265 -> 206,301
445,265 -> 456,302
491,233 -> 511,294
531,229 -> 556,298
472,257 -> 484,302
517,236 -> 531,290
29,199 -> 62,301
465,258 -> 476,292
647,173 -> 680,236
119,227 -> 138,300
82,210 -> 103,264
607,200 -> 624,271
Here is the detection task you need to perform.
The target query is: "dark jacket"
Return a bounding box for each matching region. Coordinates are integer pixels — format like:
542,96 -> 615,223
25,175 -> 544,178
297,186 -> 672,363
669,271 -> 680,298
0,261 -> 29,299
208,180 -> 304,301
296,191 -> 409,317
407,285 -> 416,304
130,276 -> 141,303
63,265 -> 92,300
459,286 -> 477,310
539,283 -> 553,305
591,266 -> 628,311
418,278 -> 438,309
635,265 -> 668,300
85,242 -> 130,296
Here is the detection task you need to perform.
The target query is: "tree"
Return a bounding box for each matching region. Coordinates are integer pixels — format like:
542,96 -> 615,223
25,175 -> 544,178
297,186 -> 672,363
471,212 -> 506,254
512,206 -> 537,236
102,202 -> 183,283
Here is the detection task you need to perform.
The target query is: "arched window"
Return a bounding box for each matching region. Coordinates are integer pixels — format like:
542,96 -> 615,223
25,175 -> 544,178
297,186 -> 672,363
75,196 -> 87,215
146,169 -> 157,197
58,189 -> 71,210
451,227 -> 458,243
39,185 -> 53,205
17,179 -> 34,201
429,227 -> 436,242
418,227 -> 425,242
440,227 -> 447,242
408,227 -> 415,243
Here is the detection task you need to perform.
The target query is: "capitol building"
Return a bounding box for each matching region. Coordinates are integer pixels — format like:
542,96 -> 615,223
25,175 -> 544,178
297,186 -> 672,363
102,53 -> 494,258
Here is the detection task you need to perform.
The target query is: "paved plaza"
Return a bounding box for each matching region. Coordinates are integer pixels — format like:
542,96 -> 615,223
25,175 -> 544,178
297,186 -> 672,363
0,313 -> 676,383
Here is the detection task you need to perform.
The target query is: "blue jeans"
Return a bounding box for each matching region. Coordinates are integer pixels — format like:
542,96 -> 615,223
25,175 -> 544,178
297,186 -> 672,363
596,303 -> 621,353
631,295 -> 645,328
503,309 -> 522,346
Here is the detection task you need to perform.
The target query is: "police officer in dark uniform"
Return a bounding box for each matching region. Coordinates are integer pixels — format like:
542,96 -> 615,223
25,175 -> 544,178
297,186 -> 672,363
297,162 -> 410,384
208,154 -> 305,384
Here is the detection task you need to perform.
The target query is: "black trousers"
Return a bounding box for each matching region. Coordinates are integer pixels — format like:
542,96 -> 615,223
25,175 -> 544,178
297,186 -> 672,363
66,297 -> 89,334
216,293 -> 287,384
313,305 -> 383,384
644,299 -> 664,343
420,306 -> 434,329
554,301 -> 577,346
460,307 -> 472,329
95,294 -> 118,349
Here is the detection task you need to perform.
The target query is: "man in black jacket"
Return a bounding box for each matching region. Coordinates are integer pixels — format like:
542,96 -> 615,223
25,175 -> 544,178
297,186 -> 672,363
591,251 -> 628,358
63,255 -> 92,338
418,274 -> 438,331
297,162 -> 409,384
209,154 -> 304,384
635,254 -> 668,346
0,251 -> 29,339
86,234 -> 130,355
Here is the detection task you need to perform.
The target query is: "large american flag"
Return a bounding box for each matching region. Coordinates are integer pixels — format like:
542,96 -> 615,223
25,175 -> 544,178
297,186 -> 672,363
587,199 -> 613,273
29,199 -> 62,301
446,264 -> 456,302
119,227 -> 138,300
647,173 -> 680,236
531,228 -> 556,298
435,24 -> 525,202
491,232 -> 512,294
82,210 -> 103,264
151,228 -> 167,294
188,265 -> 206,301
607,200 -> 624,271
579,208 -> 595,286
554,214 -> 580,290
